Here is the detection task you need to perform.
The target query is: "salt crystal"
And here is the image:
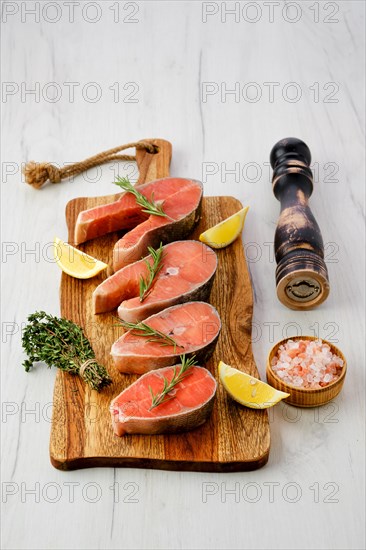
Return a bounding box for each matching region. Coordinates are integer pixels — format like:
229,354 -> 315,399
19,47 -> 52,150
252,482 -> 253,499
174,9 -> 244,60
271,339 -> 342,389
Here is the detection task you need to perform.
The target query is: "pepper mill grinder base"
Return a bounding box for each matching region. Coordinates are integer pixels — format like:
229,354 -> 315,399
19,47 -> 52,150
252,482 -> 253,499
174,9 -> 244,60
276,250 -> 330,310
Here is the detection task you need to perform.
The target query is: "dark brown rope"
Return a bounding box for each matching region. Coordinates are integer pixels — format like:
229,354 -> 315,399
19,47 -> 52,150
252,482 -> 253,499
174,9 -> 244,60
23,140 -> 159,189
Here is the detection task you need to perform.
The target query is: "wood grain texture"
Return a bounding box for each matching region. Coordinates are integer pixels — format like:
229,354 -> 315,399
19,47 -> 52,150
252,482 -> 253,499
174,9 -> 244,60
136,138 -> 172,183
50,140 -> 270,471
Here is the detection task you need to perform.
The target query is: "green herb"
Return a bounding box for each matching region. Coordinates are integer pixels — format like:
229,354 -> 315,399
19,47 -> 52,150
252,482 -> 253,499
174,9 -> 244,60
149,355 -> 197,410
139,243 -> 164,302
118,319 -> 183,351
114,176 -> 168,218
22,311 -> 112,392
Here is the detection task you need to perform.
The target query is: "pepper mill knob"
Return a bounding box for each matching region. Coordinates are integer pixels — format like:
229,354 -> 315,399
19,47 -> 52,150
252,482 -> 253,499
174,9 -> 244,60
270,137 -> 330,309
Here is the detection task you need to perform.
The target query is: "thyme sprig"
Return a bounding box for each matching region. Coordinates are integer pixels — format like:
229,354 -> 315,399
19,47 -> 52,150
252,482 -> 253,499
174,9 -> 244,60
149,355 -> 197,410
114,176 -> 168,218
118,319 -> 183,352
22,311 -> 112,392
139,243 -> 164,302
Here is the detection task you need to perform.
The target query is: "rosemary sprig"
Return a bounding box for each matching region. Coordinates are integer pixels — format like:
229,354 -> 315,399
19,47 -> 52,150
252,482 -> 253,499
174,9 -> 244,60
139,243 -> 164,302
118,319 -> 183,352
149,355 -> 197,410
114,176 -> 168,218
22,311 -> 112,392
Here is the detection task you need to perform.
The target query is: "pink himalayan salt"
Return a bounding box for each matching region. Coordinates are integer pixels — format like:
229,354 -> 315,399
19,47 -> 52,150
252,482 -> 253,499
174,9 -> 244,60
271,339 -> 343,389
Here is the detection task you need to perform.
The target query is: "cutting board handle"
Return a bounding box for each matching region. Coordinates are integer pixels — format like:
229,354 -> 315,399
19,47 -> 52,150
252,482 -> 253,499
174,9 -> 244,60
136,139 -> 172,184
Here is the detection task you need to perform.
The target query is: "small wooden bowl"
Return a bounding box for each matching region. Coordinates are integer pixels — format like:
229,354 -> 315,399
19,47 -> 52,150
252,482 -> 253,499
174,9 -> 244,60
266,336 -> 347,408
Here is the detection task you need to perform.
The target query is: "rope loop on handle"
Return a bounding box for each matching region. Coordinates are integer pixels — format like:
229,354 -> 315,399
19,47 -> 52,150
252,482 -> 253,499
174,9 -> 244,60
23,140 -> 159,189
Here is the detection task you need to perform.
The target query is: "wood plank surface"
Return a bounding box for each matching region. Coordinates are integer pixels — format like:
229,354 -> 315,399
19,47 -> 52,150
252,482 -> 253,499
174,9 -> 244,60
50,140 -> 270,471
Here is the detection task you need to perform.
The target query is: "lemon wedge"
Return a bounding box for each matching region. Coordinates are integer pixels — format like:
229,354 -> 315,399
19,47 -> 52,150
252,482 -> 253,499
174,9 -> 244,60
53,237 -> 108,279
199,206 -> 249,249
219,361 -> 290,409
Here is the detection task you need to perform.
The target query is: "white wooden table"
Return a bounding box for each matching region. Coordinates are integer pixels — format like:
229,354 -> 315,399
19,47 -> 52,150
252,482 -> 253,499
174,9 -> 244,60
1,1 -> 365,549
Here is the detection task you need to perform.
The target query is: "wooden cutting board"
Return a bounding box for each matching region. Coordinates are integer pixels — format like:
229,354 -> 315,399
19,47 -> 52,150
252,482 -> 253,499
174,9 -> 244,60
50,139 -> 270,471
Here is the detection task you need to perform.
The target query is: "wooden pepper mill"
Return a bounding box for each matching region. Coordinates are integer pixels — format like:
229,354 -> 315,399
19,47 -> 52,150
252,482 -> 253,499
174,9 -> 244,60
270,137 -> 330,309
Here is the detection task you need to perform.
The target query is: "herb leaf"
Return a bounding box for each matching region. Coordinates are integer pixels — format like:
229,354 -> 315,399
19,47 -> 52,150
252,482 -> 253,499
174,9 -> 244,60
114,176 -> 168,218
118,319 -> 183,352
22,311 -> 112,392
149,355 -> 197,410
139,243 -> 164,302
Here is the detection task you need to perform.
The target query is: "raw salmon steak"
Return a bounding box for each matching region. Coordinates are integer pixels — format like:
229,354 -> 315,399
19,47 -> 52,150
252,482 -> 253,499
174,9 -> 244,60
74,177 -> 203,271
111,302 -> 221,374
110,364 -> 217,436
93,240 -> 218,321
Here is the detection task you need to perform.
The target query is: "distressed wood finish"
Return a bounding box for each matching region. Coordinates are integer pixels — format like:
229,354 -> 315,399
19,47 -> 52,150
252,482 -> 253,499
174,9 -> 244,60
50,140 -> 270,471
270,138 -> 330,309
